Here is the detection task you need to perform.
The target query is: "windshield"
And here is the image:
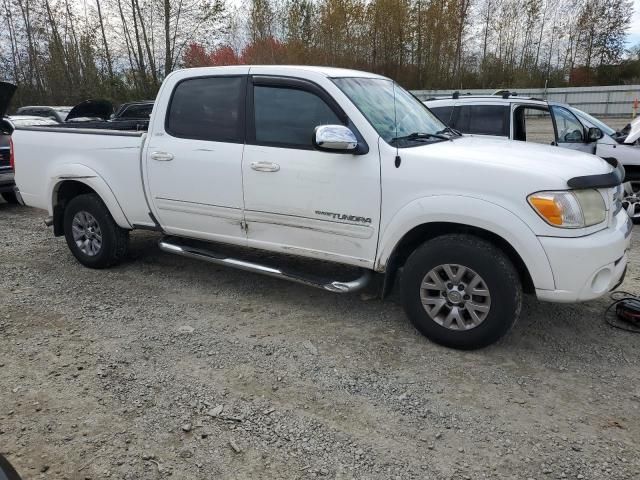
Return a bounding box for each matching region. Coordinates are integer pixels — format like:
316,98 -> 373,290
332,77 -> 447,145
568,106 -> 616,136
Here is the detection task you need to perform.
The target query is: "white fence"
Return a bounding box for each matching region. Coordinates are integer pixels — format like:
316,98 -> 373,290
411,85 -> 640,117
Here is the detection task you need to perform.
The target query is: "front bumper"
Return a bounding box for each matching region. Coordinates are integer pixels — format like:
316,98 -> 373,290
536,211 -> 632,302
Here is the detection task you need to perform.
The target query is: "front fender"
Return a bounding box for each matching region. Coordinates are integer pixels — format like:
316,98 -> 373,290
48,164 -> 131,229
376,195 -> 555,290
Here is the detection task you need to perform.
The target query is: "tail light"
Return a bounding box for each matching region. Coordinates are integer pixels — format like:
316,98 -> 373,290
9,137 -> 14,169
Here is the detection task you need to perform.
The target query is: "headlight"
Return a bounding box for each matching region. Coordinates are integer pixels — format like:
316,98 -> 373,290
528,189 -> 606,228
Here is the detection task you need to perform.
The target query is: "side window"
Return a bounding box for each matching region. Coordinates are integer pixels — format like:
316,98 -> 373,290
514,107 -> 555,145
552,106 -> 584,143
456,105 -> 509,136
253,86 -> 341,148
429,106 -> 453,125
166,76 -> 244,142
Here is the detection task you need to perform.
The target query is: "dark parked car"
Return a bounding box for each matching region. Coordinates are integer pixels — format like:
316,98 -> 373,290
27,99 -> 151,132
0,81 -> 17,204
111,101 -> 154,121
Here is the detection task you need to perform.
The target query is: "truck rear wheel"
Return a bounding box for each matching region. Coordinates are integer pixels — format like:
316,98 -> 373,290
63,193 -> 129,269
400,234 -> 522,349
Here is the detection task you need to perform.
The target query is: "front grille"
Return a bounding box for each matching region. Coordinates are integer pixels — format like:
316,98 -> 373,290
0,148 -> 10,169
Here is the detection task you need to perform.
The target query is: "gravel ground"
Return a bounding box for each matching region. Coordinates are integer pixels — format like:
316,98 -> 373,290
1,199 -> 640,480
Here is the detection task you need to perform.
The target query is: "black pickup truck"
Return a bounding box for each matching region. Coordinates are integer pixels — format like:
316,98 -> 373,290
0,81 -> 17,204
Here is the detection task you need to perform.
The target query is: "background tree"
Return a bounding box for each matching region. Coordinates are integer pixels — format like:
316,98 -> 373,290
0,0 -> 636,109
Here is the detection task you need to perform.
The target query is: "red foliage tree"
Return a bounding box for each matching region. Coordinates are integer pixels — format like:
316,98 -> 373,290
182,43 -> 240,68
210,45 -> 240,66
240,37 -> 287,64
182,43 -> 212,68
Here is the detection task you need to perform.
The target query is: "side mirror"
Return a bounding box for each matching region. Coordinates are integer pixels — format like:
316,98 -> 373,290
588,127 -> 603,142
313,125 -> 358,153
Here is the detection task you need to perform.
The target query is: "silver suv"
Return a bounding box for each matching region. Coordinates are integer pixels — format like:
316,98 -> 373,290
425,94 -> 640,220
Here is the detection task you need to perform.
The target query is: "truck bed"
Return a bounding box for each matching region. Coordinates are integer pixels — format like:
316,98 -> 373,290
12,126 -> 151,228
50,119 -> 149,131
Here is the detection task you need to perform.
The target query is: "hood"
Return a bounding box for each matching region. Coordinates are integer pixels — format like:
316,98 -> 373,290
0,81 -> 17,117
624,115 -> 640,144
66,99 -> 113,121
407,136 -> 612,185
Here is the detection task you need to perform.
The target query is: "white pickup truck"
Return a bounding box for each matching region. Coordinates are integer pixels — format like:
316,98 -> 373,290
13,66 -> 631,349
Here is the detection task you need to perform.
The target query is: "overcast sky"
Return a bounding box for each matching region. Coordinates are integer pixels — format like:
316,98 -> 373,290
630,0 -> 640,46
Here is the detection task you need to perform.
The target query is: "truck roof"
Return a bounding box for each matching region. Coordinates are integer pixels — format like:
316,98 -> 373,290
173,65 -> 389,80
425,96 -> 549,107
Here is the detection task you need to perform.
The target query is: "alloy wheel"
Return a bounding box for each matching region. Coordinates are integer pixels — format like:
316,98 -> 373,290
72,211 -> 103,256
419,264 -> 491,331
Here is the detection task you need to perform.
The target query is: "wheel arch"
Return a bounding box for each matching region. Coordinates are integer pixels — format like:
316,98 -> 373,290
380,221 -> 536,298
50,174 -> 131,236
376,196 -> 556,298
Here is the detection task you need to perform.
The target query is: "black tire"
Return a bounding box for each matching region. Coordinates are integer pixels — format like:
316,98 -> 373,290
400,234 -> 522,350
63,193 -> 129,269
1,191 -> 18,204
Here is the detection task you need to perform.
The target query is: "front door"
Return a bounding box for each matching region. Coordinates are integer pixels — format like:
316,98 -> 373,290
241,76 -> 381,268
550,105 -> 595,154
145,72 -> 248,245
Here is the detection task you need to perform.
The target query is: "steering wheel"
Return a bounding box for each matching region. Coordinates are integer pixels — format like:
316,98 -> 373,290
564,129 -> 583,142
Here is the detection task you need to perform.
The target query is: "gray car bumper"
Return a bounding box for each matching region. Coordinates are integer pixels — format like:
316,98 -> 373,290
0,170 -> 15,193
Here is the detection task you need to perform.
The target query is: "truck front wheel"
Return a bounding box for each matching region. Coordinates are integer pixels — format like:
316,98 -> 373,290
400,234 -> 522,349
63,193 -> 129,269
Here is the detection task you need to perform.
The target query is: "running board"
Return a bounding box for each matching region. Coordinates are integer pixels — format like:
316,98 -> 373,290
158,239 -> 372,293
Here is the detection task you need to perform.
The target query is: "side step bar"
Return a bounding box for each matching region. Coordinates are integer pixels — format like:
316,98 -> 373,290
158,239 -> 372,293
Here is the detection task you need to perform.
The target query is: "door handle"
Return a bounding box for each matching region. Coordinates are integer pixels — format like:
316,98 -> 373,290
250,161 -> 280,172
150,151 -> 174,162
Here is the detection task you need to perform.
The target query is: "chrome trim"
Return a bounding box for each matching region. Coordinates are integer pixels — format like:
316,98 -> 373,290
250,161 -> 280,172
150,151 -> 174,162
158,239 -> 371,293
314,125 -> 358,152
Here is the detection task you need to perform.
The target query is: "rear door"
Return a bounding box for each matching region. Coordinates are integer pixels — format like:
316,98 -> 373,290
144,70 -> 249,245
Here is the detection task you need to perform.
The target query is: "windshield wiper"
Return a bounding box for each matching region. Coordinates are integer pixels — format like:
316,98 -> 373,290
391,132 -> 450,143
436,126 -> 462,137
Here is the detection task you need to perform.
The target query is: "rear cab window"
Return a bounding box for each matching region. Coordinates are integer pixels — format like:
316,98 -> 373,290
165,76 -> 245,143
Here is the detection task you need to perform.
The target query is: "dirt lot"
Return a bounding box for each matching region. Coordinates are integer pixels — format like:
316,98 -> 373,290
1,199 -> 640,480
